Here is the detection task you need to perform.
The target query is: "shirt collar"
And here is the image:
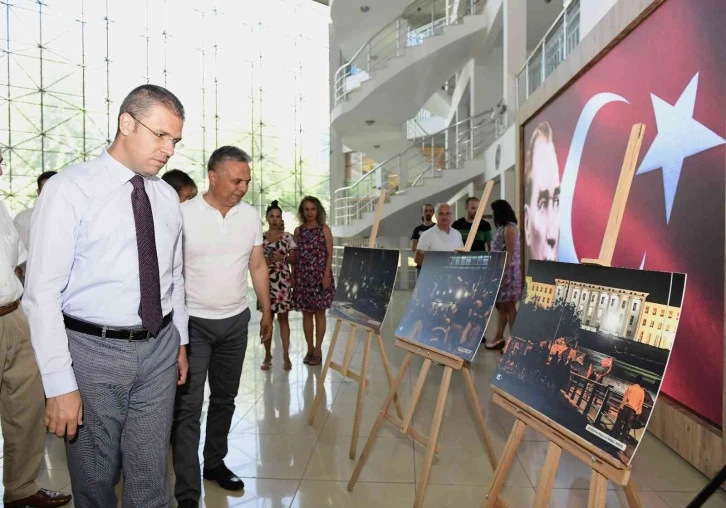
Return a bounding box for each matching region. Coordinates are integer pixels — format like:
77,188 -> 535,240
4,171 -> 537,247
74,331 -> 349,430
100,150 -> 137,184
196,193 -> 241,218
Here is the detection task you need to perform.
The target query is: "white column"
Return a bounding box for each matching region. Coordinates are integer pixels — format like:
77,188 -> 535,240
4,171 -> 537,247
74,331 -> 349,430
470,48 -> 504,116
502,0 -> 526,123
328,25 -> 346,225
500,167 -> 516,204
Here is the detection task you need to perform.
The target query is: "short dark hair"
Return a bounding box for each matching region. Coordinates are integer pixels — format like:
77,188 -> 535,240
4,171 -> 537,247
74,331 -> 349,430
207,145 -> 251,173
298,196 -> 327,225
162,169 -> 196,193
634,375 -> 643,385
117,84 -> 185,134
465,196 -> 480,207
266,199 -> 282,216
37,171 -> 57,190
491,199 -> 517,227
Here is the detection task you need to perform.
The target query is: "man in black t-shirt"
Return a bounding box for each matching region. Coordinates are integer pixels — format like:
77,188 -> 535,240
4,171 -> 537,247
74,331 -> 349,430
452,197 -> 492,251
410,203 -> 435,274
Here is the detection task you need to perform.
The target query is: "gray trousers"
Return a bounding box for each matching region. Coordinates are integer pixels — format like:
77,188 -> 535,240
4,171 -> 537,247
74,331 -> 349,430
172,309 -> 250,503
65,321 -> 179,508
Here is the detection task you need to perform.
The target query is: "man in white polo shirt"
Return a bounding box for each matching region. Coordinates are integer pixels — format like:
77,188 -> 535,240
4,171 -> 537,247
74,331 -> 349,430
171,146 -> 272,508
414,203 -> 464,267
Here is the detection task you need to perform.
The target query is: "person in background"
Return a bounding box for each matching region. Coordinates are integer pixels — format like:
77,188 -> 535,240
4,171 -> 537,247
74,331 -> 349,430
523,121 -> 560,261
414,203 -> 463,267
261,200 -> 297,371
612,376 -> 646,442
452,196 -> 492,251
14,171 -> 57,251
486,199 -> 522,350
162,168 -> 198,203
292,196 -> 334,367
411,203 -> 435,276
171,146 -> 271,507
23,84 -> 189,507
0,152 -> 71,508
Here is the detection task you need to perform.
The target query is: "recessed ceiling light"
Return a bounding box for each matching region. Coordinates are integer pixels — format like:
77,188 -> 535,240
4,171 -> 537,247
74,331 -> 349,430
365,120 -> 375,126
373,144 -> 381,149
360,5 -> 370,13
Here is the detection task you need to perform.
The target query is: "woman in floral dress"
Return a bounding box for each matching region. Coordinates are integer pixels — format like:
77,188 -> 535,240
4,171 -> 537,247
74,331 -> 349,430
292,196 -> 335,366
487,199 -> 523,350
261,200 -> 297,371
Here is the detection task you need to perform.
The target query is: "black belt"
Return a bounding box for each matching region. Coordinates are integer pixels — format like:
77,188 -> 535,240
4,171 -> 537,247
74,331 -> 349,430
63,313 -> 173,341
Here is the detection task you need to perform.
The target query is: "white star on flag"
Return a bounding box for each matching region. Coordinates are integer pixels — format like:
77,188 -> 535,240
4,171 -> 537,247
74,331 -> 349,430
636,72 -> 726,223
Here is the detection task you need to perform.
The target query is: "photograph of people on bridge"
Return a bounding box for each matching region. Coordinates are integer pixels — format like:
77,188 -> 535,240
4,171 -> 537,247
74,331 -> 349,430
329,247 -> 399,332
491,260 -> 686,465
396,251 -> 505,362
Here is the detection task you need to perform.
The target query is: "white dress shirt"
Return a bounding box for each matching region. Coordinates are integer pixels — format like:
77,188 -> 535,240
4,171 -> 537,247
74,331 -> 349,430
0,200 -> 25,307
13,207 -> 33,250
417,224 -> 464,252
181,194 -> 263,320
23,150 -> 189,398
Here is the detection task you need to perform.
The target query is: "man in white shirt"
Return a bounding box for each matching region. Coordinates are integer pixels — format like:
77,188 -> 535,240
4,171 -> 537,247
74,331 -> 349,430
23,85 -> 190,508
0,153 -> 71,508
414,203 -> 464,266
171,146 -> 272,508
13,171 -> 57,250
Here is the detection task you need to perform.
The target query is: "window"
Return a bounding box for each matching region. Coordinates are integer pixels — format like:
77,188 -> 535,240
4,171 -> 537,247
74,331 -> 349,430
642,319 -> 646,326
632,303 -> 638,311
629,315 -> 635,326
621,301 -> 627,309
657,323 -> 662,330
668,310 -> 673,318
601,297 -> 605,304
610,300 -> 615,307
666,325 -> 671,332
639,331 -> 644,340
650,321 -> 654,327
660,309 -> 665,317
591,295 -> 596,302
652,307 -> 656,315
645,306 -> 649,313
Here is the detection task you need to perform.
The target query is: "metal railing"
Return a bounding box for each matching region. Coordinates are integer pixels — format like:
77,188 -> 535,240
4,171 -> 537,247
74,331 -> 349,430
334,0 -> 486,105
334,105 -> 503,226
516,0 -> 580,108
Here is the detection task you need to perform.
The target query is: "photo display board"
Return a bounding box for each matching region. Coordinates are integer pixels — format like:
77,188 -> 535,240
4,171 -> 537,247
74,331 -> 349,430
330,247 -> 399,332
396,251 -> 506,362
491,260 -> 686,465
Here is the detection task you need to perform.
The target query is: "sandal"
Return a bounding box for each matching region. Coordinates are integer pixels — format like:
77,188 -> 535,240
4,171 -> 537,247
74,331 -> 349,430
283,356 -> 292,371
303,353 -> 313,364
261,357 -> 272,371
485,339 -> 506,350
308,355 -> 322,366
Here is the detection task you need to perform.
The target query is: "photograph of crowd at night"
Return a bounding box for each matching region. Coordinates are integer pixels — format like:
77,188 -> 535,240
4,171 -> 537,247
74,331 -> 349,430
396,251 -> 506,362
491,260 -> 686,465
329,247 -> 399,332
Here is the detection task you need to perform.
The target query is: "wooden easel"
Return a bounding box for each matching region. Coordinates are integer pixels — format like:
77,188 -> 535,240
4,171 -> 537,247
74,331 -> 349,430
348,181 -> 500,508
308,189 -> 406,460
482,123 -> 647,508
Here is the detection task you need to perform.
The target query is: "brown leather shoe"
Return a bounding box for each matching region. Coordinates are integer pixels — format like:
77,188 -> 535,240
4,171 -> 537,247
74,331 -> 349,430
4,488 -> 72,508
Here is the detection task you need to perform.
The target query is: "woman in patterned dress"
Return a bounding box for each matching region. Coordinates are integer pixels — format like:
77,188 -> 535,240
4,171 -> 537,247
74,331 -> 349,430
291,196 -> 335,366
487,199 -> 523,350
261,200 -> 297,371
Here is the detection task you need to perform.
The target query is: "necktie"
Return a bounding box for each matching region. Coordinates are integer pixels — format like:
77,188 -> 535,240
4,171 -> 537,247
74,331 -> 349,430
130,175 -> 163,336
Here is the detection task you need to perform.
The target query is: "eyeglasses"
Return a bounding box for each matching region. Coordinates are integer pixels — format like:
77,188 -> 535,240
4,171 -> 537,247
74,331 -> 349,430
128,113 -> 183,148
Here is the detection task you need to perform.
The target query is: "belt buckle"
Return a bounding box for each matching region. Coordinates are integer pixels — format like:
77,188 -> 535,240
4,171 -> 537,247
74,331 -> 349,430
128,329 -> 151,342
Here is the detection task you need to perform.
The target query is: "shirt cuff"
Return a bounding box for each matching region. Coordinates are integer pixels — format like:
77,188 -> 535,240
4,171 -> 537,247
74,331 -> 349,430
42,370 -> 79,398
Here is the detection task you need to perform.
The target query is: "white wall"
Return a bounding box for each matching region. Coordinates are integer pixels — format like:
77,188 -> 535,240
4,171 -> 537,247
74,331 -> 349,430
579,0 -> 618,40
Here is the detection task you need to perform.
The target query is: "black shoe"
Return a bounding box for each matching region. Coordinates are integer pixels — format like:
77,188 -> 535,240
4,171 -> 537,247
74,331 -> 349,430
177,500 -> 199,508
203,463 -> 245,491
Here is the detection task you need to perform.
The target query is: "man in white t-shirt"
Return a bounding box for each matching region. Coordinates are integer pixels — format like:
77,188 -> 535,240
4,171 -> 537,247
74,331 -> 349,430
414,203 -> 463,267
171,146 -> 272,508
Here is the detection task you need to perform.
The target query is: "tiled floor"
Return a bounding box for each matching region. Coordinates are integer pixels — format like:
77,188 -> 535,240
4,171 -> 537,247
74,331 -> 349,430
18,291 -> 726,507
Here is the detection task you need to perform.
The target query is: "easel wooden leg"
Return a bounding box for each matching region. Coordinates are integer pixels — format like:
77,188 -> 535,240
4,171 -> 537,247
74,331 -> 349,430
624,478 -> 643,508
401,359 -> 431,433
339,324 -> 357,376
376,333 -> 404,419
588,470 -> 608,508
348,352 -> 413,492
462,364 -> 497,471
413,366 -> 453,508
350,330 -> 372,459
533,442 -> 562,508
482,419 -> 527,508
308,320 -> 342,425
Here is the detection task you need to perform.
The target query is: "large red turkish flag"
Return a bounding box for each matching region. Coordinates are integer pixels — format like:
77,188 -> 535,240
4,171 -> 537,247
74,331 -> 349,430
522,0 -> 726,425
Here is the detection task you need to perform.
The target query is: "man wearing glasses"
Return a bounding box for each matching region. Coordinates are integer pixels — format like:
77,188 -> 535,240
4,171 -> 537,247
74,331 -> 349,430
23,84 -> 190,507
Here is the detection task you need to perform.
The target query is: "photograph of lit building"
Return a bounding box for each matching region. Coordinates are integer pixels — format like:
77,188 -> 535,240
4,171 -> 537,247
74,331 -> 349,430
492,260 -> 686,466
